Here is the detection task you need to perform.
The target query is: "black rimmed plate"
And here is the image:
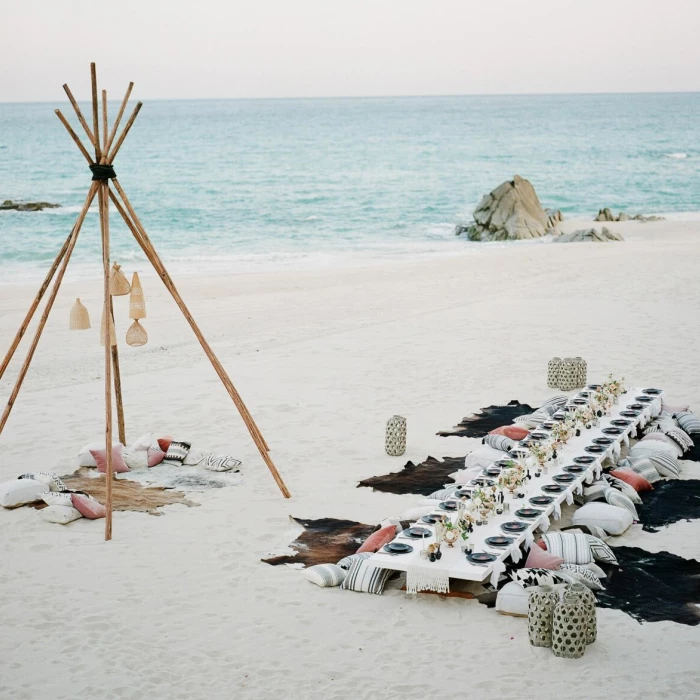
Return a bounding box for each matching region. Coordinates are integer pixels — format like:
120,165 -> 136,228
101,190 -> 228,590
439,501 -> 458,511
542,421 -> 556,430
501,521 -> 528,533
635,395 -> 653,403
571,398 -> 587,405
620,410 -> 640,417
470,478 -> 495,487
644,388 -> 662,395
483,467 -> 502,477
421,514 -> 445,524
627,403 -> 644,411
454,488 -> 472,499
542,484 -> 565,493
403,527 -> 432,539
564,464 -> 586,474
603,427 -> 624,435
530,432 -> 549,440
530,495 -> 554,506
495,459 -> 517,469
611,419 -> 631,427
574,455 -> 596,464
593,437 -> 615,446
485,536 -> 514,548
467,552 -> 496,565
553,473 -> 576,484
552,413 -> 566,422
588,384 -> 602,390
579,391 -> 591,398
384,542 -> 413,554
585,445 -> 605,453
515,508 -> 543,519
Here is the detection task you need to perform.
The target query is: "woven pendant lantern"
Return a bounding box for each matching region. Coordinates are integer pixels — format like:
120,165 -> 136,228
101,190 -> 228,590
100,309 -> 117,347
69,298 -> 91,330
126,320 -> 148,347
129,272 -> 146,319
109,263 -> 131,296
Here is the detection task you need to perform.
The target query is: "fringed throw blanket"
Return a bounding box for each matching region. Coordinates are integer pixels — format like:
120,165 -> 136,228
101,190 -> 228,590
406,563 -> 450,595
638,479 -> 700,532
262,516 -> 377,567
357,456 -> 464,496
437,400 -> 535,438
596,546 -> 700,626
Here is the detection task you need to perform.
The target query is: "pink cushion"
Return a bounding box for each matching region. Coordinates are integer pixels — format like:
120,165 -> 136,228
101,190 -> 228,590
89,444 -> 129,474
490,425 -> 529,440
357,525 -> 397,553
535,539 -> 547,550
157,437 -> 173,453
610,468 -> 653,492
526,544 -> 564,569
147,447 -> 166,467
71,493 -> 106,519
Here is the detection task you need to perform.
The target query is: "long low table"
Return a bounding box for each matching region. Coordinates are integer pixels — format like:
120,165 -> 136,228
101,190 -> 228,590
369,386 -> 662,586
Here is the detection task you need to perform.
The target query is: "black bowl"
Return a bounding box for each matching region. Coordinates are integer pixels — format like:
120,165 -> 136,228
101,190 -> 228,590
483,467 -> 502,477
470,478 -> 495,487
572,398 -> 587,405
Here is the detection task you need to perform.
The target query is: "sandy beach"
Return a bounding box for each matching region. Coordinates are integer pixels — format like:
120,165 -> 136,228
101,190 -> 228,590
2,217 -> 700,700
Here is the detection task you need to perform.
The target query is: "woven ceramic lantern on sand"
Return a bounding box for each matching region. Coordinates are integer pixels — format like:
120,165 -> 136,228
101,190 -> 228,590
109,262 -> 131,296
129,271 -> 146,319
69,298 -> 91,330
100,309 -> 117,347
126,320 -> 147,347
385,415 -> 407,456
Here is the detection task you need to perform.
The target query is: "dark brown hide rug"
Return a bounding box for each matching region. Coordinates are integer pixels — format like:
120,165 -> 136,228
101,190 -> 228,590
681,443 -> 700,463
437,400 -> 535,438
637,479 -> 700,533
357,456 -> 465,496
262,516 -> 379,567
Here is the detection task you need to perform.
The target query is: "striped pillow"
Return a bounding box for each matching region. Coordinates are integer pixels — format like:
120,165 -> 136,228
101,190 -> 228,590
627,456 -> 661,484
604,487 -> 639,519
541,533 -> 593,564
630,441 -> 678,461
539,395 -> 569,415
340,558 -> 392,595
605,475 -> 642,504
428,488 -> 458,501
587,534 -> 618,565
648,452 -> 681,479
676,411 -> 700,435
303,564 -> 347,587
665,428 -> 694,452
641,433 -> 683,457
514,415 -> 538,428
483,434 -> 516,453
559,564 -> 605,591
337,552 -> 373,570
582,480 -> 608,503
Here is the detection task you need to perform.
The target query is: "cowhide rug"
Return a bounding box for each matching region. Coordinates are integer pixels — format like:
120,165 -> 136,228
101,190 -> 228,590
681,443 -> 700,463
262,516 -> 379,567
437,400 -> 535,438
638,479 -> 700,532
357,456 -> 464,496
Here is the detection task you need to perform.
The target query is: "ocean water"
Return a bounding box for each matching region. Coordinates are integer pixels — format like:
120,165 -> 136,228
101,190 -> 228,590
0,93 -> 698,282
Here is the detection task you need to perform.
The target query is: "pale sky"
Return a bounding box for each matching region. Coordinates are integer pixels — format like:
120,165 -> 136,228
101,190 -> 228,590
0,0 -> 698,102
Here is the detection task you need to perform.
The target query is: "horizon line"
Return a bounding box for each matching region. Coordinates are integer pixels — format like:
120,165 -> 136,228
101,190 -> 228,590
1,89 -> 699,105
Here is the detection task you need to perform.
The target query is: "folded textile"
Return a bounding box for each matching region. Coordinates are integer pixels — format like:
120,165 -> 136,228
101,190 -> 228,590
406,563 -> 450,595
203,454 -> 242,472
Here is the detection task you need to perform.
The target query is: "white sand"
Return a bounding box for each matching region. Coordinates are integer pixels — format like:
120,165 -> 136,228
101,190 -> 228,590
1,219 -> 700,699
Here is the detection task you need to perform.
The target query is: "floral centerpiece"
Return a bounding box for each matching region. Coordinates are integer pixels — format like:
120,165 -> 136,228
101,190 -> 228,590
529,441 -> 553,468
498,465 -> 525,495
470,485 -> 497,521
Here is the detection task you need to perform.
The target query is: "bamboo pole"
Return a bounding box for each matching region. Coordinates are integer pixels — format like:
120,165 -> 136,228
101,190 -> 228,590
104,82 -> 134,157
110,295 -> 126,446
101,90 -> 108,164
107,101 -> 143,163
98,181 -> 114,540
0,183 -> 98,436
109,184 -> 290,498
0,226 -> 75,382
90,63 -> 102,163
55,110 -> 94,165
62,83 -> 95,147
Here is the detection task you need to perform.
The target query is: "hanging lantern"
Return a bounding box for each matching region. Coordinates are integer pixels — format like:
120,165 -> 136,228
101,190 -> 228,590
126,320 -> 148,347
109,263 -> 131,296
129,272 -> 146,319
69,298 -> 91,330
100,309 -> 117,347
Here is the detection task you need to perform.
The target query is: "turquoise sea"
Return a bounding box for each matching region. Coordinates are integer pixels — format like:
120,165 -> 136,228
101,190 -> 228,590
0,93 -> 698,282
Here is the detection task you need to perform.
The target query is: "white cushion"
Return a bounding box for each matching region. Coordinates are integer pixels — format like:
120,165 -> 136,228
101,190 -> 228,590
123,448 -> 149,470
41,492 -> 74,507
465,445 -> 508,470
495,581 -> 528,617
572,502 -> 633,536
630,441 -> 678,461
303,564 -> 346,587
130,433 -> 159,451
183,446 -> 207,466
559,564 -> 605,591
0,479 -> 49,508
606,475 -> 642,504
399,505 -> 436,521
39,505 -> 83,524
340,558 -> 391,594
586,562 -> 607,578
20,472 -> 67,492
604,487 -> 639,519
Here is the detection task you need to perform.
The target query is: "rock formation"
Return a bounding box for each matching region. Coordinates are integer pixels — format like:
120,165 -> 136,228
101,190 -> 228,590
0,200 -> 61,212
455,175 -> 557,241
595,208 -> 663,223
554,227 -> 624,243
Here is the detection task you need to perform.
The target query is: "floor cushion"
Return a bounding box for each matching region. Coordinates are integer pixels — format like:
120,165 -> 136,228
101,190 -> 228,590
559,564 -> 605,591
510,568 -> 569,588
495,581 -> 529,617
0,479 -> 49,508
337,552 -> 373,570
641,433 -> 683,457
399,505 -> 436,521
340,559 -> 391,594
573,501 -> 633,535
603,488 -> 638,519
162,440 -> 192,466
465,445 -> 508,470
605,475 -> 642,504
90,444 -> 130,474
428,488 -> 458,501
609,468 -> 653,492
540,533 -> 593,564
71,494 -> 107,519
78,441 -> 109,467
587,534 -> 618,565
490,425 -> 529,441
483,434 -> 516,453
19,472 -> 67,492
303,564 -> 347,587
630,441 -> 679,462
647,452 -> 681,479
676,411 -> 700,435
39,505 -> 83,524
41,492 -> 74,507
356,524 -> 396,553
123,448 -> 149,470
626,456 -> 662,484
539,395 -> 569,414
525,543 -> 564,570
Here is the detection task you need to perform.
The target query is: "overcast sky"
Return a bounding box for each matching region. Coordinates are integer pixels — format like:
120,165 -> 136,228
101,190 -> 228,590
1,0 -> 698,102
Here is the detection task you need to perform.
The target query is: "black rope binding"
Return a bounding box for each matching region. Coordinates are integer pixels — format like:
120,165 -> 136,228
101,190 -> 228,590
89,164 -> 116,180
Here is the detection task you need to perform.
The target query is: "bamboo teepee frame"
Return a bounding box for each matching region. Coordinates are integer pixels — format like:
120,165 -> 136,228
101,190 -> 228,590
0,64 -> 291,540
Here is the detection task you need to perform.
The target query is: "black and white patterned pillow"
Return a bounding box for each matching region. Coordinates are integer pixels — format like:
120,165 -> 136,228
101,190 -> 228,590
19,471 -> 68,492
586,534 -> 618,565
303,564 -> 347,587
337,552 -> 373,570
510,567 -> 568,588
40,491 -> 74,507
162,441 -> 192,466
340,558 -> 391,595
428,487 -> 458,501
483,434 -> 516,452
665,428 -> 694,452
604,487 -> 639,519
541,533 -> 593,564
626,456 -> 661,484
676,411 -> 700,435
605,475 -> 642,504
539,395 -> 569,415
203,454 -> 242,472
647,452 -> 680,479
559,564 -> 605,591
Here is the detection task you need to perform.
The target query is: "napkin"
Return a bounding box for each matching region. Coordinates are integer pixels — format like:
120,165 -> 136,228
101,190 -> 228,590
538,514 -> 550,532
509,543 -> 522,563
565,490 -> 574,505
490,560 -> 506,588
553,502 -> 561,520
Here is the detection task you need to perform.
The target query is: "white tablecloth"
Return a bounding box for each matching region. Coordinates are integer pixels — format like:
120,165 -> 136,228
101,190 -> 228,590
369,386 -> 661,585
